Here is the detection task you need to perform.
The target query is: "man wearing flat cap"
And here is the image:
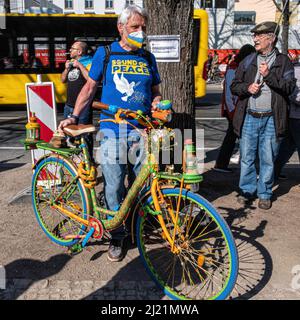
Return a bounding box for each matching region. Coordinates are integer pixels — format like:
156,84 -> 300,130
231,21 -> 296,210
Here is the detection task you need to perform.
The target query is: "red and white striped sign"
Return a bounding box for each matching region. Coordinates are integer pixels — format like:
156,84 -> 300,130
25,80 -> 57,164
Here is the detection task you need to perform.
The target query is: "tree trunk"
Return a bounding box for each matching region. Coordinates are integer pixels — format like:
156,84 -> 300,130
144,0 -> 195,133
4,0 -> 11,13
282,0 -> 290,55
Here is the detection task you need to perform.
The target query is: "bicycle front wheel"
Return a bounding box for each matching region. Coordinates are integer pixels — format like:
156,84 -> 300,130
136,188 -> 238,300
32,155 -> 90,247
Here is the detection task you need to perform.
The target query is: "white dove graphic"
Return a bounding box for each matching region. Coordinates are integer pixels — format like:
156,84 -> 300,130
113,73 -> 139,102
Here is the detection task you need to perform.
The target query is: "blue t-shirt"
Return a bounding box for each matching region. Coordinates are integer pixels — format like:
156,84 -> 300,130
89,41 -> 161,137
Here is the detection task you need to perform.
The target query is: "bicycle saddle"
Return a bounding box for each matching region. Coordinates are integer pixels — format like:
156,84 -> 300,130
63,124 -> 96,137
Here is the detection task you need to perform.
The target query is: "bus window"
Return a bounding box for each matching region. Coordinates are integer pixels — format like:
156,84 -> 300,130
17,42 -> 29,68
0,37 -> 13,70
55,37 -> 67,70
33,37 -> 50,68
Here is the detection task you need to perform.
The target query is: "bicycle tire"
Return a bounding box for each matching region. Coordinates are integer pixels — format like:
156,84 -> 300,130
136,188 -> 238,300
32,155 -> 90,247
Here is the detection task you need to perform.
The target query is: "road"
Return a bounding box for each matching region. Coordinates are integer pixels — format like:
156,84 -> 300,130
1,84 -> 300,301
0,85 -> 230,168
0,84 -> 298,168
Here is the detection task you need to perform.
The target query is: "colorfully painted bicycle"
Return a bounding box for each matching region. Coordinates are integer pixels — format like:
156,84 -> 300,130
23,102 -> 238,300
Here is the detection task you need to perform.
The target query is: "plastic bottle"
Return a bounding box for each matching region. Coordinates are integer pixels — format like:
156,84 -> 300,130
25,112 -> 40,142
183,139 -> 198,175
183,139 -> 200,192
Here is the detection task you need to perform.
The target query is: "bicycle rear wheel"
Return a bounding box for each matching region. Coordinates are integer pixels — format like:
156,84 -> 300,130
32,155 -> 90,247
136,188 -> 238,300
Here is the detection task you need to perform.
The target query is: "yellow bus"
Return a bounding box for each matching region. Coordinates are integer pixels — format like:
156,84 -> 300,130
0,10 -> 208,106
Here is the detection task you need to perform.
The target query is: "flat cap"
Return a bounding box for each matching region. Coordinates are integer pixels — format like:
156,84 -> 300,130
251,21 -> 279,36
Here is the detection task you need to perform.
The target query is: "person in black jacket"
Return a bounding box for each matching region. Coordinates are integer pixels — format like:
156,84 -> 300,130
231,21 -> 296,210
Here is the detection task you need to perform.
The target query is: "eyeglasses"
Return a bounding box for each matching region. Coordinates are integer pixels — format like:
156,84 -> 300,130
252,33 -> 273,40
70,47 -> 79,51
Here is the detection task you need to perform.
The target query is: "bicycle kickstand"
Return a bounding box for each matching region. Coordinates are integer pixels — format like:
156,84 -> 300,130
82,227 -> 95,248
67,228 -> 95,256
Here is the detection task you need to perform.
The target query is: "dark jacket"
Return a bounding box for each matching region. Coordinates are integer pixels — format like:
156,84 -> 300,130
231,48 -> 296,138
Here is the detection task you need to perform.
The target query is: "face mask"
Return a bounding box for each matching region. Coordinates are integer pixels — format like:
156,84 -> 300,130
126,30 -> 146,49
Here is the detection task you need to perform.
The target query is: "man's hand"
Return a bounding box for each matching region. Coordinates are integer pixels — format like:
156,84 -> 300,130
58,117 -> 76,134
65,60 -> 71,70
72,60 -> 81,69
248,83 -> 261,95
259,61 -> 270,78
151,97 -> 162,111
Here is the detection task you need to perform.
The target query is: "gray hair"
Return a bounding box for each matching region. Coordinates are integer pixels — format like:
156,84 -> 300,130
118,5 -> 148,25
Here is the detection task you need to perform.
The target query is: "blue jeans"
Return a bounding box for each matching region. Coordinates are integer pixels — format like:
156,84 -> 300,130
239,113 -> 281,200
99,133 -> 145,240
64,104 -> 94,160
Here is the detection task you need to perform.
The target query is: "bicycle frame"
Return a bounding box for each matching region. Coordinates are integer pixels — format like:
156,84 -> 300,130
31,106 -> 202,251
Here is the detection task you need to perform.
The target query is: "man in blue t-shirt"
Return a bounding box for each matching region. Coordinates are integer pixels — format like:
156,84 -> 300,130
58,5 -> 162,262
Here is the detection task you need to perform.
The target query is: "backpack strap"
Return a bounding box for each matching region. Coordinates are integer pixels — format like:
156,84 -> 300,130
102,44 -> 111,86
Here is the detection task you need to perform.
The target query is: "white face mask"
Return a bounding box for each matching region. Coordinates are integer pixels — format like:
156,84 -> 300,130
126,30 -> 146,49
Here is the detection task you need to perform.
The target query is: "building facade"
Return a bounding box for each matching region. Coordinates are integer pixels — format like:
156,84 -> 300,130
51,0 -> 143,14
194,0 -> 300,50
0,0 -> 143,14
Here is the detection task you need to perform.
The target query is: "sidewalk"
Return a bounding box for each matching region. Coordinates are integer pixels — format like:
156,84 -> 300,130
1,161 -> 300,300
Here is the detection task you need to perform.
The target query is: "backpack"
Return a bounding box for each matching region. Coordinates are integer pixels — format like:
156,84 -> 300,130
241,52 -> 256,72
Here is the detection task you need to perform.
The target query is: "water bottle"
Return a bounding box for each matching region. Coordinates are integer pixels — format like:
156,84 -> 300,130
183,139 -> 200,192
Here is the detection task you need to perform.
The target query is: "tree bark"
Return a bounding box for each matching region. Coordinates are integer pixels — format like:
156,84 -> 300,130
144,0 -> 195,132
282,0 -> 290,55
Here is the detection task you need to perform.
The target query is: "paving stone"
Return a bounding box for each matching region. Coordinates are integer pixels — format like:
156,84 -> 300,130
72,294 -> 85,299
1,279 -> 169,300
36,295 -> 50,300
120,281 -> 136,290
22,292 -> 38,300
79,280 -> 94,289
30,279 -> 49,290
53,280 -> 71,289
72,288 -> 82,295
93,281 -> 107,289
127,289 -> 136,296
48,288 -> 61,294
12,279 -> 32,289
60,293 -> 71,300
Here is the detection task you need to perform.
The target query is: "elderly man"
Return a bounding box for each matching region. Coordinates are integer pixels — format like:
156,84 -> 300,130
231,21 -> 296,210
58,5 -> 162,261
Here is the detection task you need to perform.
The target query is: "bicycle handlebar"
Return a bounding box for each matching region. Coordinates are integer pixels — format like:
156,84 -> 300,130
92,101 -> 172,125
92,101 -> 117,113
